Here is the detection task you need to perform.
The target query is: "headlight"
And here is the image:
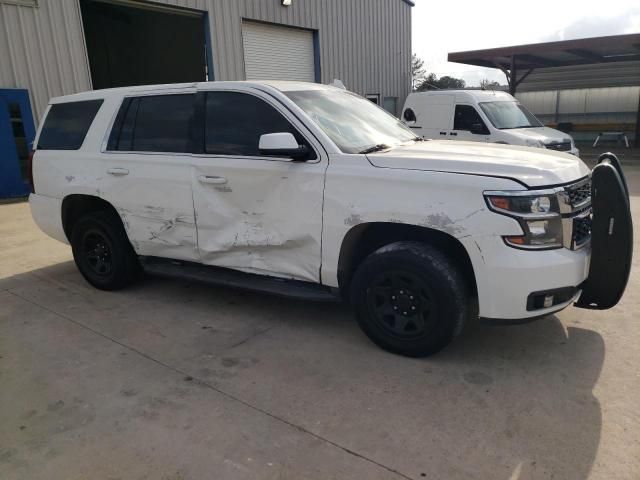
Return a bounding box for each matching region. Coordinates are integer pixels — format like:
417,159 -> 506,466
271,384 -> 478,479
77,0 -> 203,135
525,139 -> 545,148
485,190 -> 563,249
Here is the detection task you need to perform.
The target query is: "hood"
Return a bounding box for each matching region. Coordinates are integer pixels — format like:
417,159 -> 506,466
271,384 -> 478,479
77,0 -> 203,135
506,126 -> 573,145
366,140 -> 590,188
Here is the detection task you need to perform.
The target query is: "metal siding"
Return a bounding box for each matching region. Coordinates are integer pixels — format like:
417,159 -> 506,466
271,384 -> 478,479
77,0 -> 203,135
518,61 -> 640,92
0,0 -> 411,120
517,87 -> 640,126
0,0 -> 92,121
242,21 -> 315,82
204,0 -> 412,108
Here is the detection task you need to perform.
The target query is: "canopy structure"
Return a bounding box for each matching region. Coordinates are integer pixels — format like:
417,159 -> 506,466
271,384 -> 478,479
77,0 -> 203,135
448,34 -> 640,147
448,34 -> 640,95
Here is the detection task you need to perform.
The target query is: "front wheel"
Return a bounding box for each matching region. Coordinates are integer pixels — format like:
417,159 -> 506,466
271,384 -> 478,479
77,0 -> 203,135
350,241 -> 469,357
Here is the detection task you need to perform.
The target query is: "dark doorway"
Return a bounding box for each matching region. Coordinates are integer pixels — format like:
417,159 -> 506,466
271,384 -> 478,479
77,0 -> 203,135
80,0 -> 207,90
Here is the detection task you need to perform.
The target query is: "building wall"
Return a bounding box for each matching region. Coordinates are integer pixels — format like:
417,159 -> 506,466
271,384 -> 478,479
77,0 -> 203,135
518,61 -> 640,92
0,0 -> 412,121
517,86 -> 640,142
0,0 -> 92,121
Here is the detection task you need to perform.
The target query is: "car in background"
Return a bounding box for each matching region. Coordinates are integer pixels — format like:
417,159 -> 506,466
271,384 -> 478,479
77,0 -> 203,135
402,90 -> 579,156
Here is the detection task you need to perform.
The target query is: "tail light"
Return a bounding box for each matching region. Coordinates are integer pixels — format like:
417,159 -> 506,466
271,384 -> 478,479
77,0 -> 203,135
27,149 -> 35,193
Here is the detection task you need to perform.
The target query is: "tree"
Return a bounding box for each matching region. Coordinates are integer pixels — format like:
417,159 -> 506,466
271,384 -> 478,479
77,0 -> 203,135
480,78 -> 501,89
411,54 -> 426,90
416,73 -> 466,91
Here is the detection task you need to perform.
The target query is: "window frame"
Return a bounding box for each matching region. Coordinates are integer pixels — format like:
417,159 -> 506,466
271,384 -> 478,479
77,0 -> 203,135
104,90 -> 199,156
453,103 -> 489,134
197,88 -> 319,163
37,99 -> 104,151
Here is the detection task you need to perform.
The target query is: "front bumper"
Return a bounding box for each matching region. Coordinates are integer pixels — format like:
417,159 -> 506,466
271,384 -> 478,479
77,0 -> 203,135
460,235 -> 590,320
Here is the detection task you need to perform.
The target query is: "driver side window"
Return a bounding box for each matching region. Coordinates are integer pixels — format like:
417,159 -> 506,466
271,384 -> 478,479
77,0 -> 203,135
205,92 -> 316,159
454,104 -> 487,133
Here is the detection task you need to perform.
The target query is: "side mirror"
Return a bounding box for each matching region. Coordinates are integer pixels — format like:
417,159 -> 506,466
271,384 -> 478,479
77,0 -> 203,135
259,132 -> 311,161
470,122 -> 488,135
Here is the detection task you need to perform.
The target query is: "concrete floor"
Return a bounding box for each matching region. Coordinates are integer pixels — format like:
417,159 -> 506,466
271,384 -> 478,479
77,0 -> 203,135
1,167 -> 639,480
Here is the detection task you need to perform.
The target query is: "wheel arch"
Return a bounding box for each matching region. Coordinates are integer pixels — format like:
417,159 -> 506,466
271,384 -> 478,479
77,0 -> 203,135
61,194 -> 124,242
337,222 -> 477,300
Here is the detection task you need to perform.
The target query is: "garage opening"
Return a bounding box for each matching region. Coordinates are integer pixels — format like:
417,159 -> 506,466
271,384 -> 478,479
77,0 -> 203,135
80,0 -> 209,90
242,21 -> 317,82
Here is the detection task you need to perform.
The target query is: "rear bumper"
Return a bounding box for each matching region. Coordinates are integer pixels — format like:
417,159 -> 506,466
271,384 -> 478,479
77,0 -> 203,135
461,235 -> 590,320
29,194 -> 68,244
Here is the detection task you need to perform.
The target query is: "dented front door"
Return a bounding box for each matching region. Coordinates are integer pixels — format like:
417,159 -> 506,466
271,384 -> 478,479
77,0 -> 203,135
191,89 -> 326,282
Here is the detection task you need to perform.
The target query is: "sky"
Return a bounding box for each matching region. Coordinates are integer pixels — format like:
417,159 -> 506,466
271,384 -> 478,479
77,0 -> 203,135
411,0 -> 640,87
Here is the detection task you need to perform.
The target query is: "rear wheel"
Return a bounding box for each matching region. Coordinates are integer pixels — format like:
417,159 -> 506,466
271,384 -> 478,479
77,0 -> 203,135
350,241 -> 469,357
71,211 -> 140,290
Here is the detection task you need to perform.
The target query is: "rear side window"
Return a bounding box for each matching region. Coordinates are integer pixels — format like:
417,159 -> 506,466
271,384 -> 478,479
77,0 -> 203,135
38,100 -> 103,150
205,91 -> 315,158
108,94 -> 195,153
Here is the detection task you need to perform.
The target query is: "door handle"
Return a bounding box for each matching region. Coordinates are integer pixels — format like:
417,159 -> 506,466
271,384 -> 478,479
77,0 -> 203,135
198,175 -> 228,185
107,168 -> 129,176
439,131 -> 447,135
449,132 -> 458,136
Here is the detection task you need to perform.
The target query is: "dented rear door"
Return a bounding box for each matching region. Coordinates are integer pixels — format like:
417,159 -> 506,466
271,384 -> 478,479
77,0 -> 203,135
191,88 -> 326,283
100,90 -> 199,262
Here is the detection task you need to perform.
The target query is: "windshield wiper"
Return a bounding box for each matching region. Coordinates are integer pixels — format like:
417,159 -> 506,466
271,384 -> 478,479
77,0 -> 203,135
359,144 -> 391,154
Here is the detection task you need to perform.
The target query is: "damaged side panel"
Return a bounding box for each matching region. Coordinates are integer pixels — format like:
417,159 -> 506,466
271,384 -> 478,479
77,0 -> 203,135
321,154 -> 525,288
100,156 -> 200,262
191,156 -> 325,283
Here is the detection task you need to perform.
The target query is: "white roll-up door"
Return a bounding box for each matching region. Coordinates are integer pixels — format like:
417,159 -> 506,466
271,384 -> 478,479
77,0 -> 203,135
242,21 -> 315,82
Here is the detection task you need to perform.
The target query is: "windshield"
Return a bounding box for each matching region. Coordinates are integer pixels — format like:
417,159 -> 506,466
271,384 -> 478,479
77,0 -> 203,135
285,89 -> 418,154
479,101 -> 543,130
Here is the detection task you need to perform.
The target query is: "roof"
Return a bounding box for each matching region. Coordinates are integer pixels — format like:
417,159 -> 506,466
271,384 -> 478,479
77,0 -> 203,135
409,89 -> 514,101
49,81 -> 335,103
448,33 -> 640,70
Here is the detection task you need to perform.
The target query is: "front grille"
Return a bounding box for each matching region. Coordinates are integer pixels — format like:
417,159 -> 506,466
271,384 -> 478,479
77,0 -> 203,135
561,178 -> 592,250
573,215 -> 591,248
545,141 -> 572,152
564,179 -> 591,209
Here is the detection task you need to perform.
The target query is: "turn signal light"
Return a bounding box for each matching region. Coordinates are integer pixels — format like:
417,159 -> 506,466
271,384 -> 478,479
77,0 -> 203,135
488,197 -> 510,210
505,236 -> 526,245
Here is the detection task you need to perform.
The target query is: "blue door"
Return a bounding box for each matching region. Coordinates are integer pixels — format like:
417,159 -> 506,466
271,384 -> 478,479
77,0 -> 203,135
0,89 -> 36,198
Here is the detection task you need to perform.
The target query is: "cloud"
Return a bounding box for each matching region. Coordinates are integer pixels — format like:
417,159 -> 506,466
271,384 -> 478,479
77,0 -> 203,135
543,9 -> 640,41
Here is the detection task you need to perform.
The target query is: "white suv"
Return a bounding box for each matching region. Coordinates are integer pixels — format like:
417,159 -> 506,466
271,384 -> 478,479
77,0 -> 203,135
29,81 -> 632,357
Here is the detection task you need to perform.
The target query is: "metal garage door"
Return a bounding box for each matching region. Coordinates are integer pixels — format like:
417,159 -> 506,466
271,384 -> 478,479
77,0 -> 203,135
242,22 -> 315,82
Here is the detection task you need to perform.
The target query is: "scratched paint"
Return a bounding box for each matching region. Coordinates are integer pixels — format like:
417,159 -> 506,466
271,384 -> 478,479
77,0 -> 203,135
192,159 -> 325,283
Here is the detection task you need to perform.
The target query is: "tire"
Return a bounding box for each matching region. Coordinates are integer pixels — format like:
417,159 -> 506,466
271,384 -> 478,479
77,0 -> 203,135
70,210 -> 141,290
350,241 -> 469,357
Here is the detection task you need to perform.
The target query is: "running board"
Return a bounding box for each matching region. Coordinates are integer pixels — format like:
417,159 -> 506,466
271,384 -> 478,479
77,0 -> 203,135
141,257 -> 339,302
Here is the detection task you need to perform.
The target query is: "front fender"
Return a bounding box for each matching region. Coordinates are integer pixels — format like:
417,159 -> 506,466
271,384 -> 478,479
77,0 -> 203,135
321,160 -> 524,287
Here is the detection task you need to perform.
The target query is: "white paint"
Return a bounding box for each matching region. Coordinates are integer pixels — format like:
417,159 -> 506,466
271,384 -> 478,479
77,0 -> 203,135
30,80 -> 594,321
258,132 -> 299,151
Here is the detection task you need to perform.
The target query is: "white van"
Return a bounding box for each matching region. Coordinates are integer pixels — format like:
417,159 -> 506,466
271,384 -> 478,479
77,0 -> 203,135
402,90 -> 579,156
